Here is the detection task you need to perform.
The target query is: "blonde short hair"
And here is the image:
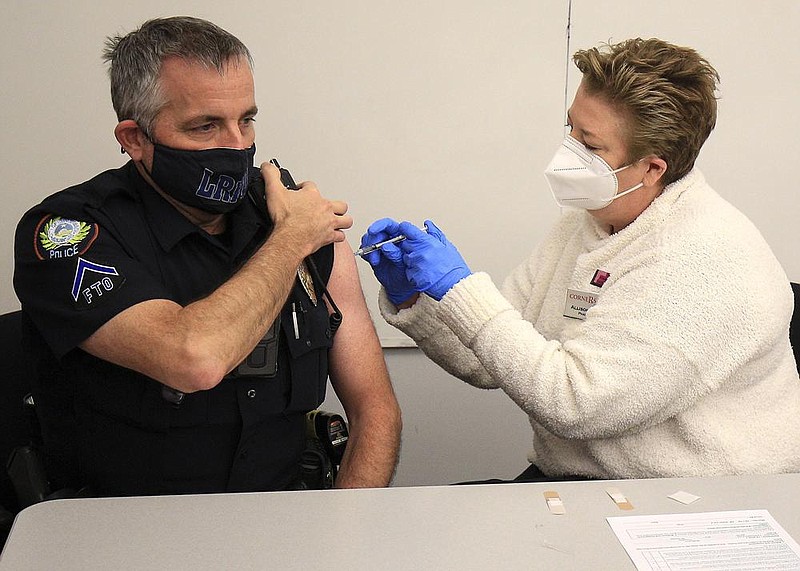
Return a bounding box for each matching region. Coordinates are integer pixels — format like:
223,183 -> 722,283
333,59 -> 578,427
573,38 -> 719,186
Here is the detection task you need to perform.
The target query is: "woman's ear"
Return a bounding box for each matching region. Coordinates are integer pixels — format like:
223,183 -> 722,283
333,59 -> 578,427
643,156 -> 668,188
114,120 -> 148,161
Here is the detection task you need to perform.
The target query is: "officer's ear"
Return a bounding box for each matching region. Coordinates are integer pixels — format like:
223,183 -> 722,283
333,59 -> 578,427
115,120 -> 150,161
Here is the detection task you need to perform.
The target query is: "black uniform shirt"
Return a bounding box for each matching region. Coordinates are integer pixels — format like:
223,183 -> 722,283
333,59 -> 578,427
14,161 -> 334,496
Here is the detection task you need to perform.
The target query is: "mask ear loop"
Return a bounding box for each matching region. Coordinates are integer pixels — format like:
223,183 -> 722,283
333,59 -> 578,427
607,157 -> 647,201
609,181 -> 644,202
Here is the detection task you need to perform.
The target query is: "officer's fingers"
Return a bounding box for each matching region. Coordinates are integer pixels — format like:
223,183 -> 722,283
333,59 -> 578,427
330,200 -> 349,217
335,213 -> 353,231
295,181 -> 320,195
260,162 -> 284,193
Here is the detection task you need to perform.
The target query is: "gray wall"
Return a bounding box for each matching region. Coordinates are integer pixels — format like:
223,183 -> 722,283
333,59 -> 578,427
2,1 -> 798,486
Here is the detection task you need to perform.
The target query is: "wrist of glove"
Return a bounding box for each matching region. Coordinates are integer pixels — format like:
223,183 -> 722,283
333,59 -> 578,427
423,266 -> 472,301
385,284 -> 416,306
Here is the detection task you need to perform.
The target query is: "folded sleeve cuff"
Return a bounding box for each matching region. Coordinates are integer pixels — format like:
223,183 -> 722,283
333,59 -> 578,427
438,272 -> 514,346
378,287 -> 445,342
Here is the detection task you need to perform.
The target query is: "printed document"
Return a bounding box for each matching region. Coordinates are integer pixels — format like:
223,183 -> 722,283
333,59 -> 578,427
607,510 -> 800,570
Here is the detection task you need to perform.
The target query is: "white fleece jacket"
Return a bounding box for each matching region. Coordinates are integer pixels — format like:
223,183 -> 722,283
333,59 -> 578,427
381,169 -> 800,478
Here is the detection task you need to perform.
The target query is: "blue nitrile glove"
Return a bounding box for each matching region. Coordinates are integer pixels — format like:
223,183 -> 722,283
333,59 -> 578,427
360,218 -> 417,305
396,219 -> 472,301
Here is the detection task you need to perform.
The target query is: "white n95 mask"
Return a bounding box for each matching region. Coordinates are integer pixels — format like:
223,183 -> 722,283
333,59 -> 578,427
543,136 -> 643,210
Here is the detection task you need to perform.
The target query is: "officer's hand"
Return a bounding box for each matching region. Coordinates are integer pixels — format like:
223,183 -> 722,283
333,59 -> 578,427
360,218 -> 417,306
261,162 -> 353,255
396,219 -> 472,301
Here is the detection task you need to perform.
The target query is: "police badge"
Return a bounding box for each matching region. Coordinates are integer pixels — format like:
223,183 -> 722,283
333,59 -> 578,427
297,260 -> 318,306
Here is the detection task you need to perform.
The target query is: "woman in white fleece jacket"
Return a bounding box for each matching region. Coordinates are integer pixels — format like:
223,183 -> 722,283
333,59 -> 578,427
360,38 -> 800,479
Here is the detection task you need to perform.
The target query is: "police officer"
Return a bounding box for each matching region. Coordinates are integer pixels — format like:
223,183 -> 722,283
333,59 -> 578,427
13,16 -> 401,496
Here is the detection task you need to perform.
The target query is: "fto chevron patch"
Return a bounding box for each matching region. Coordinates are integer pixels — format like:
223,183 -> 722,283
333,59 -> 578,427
71,257 -> 126,309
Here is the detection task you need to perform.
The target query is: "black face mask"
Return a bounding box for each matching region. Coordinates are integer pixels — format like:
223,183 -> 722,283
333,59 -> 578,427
147,143 -> 256,214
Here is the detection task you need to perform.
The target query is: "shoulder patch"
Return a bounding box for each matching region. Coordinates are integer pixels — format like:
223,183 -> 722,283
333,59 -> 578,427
35,215 -> 99,261
72,257 -> 126,309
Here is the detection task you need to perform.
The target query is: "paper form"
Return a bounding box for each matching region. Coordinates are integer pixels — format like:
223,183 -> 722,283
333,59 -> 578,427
607,510 -> 800,570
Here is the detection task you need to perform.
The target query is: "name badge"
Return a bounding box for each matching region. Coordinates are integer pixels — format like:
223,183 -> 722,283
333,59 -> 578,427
563,289 -> 598,320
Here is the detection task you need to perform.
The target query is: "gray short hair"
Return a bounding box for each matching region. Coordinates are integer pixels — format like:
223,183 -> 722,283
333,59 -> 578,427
102,16 -> 253,137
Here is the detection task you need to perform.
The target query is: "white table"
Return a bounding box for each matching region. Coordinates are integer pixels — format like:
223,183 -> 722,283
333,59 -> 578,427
2,473 -> 799,570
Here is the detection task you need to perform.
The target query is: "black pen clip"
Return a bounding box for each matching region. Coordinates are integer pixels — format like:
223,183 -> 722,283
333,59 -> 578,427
270,158 -> 299,190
